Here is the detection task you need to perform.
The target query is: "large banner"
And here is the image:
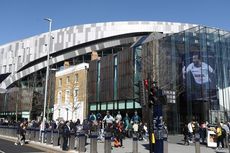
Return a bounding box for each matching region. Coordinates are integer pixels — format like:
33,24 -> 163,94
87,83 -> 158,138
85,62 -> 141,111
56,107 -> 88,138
182,52 -> 217,103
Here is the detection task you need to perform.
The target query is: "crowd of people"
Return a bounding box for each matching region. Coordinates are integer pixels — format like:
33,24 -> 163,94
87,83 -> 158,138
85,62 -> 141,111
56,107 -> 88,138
88,110 -> 149,148
182,120 -> 230,151
0,110 -> 149,151
2,115 -> 230,151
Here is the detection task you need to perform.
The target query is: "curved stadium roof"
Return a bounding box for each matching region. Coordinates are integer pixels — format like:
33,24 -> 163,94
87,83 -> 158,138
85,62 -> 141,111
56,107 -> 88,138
0,21 -> 197,89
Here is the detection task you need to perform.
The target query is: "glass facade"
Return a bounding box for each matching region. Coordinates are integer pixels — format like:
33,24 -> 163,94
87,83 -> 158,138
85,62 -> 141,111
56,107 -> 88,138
156,26 -> 230,132
113,55 -> 118,100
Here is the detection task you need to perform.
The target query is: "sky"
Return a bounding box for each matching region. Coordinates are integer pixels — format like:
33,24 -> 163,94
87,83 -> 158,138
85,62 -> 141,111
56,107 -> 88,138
0,0 -> 230,45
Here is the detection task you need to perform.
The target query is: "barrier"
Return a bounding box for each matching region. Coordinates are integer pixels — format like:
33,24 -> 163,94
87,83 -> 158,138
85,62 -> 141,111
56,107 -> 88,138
30,127 -> 36,141
194,133 -> 200,153
104,132 -> 111,153
59,133 -> 63,148
133,133 -> 138,153
163,134 -> 168,153
76,131 -> 86,152
52,129 -> 59,146
26,128 -> 31,140
90,132 -> 98,153
46,129 -> 52,144
35,128 -> 40,142
69,131 -> 75,150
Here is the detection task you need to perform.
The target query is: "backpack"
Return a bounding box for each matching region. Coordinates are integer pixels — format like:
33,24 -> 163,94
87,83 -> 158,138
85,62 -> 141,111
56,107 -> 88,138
89,114 -> 96,121
222,128 -> 226,137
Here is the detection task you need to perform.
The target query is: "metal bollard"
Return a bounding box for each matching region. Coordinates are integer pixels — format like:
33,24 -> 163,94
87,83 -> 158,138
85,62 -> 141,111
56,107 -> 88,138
35,128 -> 40,142
228,134 -> 230,153
5,126 -> 8,136
25,128 -> 31,140
8,126 -> 12,137
90,131 -> 98,153
163,134 -> 168,153
194,133 -> 200,153
69,130 -> 75,150
104,132 -> 112,153
31,127 -> 36,141
133,133 -> 138,153
59,131 -> 63,148
53,129 -> 59,146
78,131 -> 86,152
46,129 -> 52,144
0,126 -> 2,135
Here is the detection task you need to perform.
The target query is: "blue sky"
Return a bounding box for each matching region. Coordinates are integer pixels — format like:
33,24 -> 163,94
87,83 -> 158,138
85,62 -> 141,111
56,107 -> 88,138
0,0 -> 229,45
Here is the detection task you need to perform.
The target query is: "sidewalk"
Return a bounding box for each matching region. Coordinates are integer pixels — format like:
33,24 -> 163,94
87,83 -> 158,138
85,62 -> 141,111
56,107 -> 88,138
0,134 -> 229,153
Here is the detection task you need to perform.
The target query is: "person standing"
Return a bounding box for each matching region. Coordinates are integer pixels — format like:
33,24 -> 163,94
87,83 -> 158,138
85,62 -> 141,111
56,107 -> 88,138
187,121 -> 193,143
102,111 -> 115,132
131,111 -> 141,124
115,111 -> 122,123
216,123 -> 224,150
62,121 -> 70,151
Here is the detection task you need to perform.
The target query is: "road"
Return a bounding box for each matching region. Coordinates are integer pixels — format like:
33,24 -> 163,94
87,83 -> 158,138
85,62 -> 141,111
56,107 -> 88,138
0,138 -> 44,153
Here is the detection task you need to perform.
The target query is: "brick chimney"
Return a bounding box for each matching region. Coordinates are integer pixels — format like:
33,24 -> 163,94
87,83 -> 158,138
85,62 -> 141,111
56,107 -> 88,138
64,61 -> 70,69
91,51 -> 99,61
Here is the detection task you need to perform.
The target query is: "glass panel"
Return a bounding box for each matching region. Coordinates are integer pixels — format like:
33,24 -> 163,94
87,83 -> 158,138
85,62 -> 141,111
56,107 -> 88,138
126,100 -> 134,109
107,102 -> 113,110
114,101 -> 117,109
90,104 -> 97,111
134,102 -> 141,109
118,101 -> 125,109
97,103 -> 101,111
113,55 -> 118,100
101,103 -> 106,110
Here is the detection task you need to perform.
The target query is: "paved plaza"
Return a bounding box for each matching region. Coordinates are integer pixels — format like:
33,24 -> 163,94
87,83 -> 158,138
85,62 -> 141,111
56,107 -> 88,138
0,134 -> 229,153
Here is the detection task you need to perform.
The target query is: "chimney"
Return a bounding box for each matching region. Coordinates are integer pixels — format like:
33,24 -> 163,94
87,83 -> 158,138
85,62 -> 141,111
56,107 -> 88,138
91,51 -> 99,61
64,61 -> 70,69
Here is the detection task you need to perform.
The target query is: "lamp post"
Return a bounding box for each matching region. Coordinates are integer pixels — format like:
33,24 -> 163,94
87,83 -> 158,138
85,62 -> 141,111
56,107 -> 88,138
41,18 -> 52,143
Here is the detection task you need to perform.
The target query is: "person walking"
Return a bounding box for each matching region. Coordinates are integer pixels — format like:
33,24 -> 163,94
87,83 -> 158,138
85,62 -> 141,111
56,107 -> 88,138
123,113 -> 130,137
183,123 -> 189,145
15,121 -> 22,145
216,122 -> 224,150
222,121 -> 229,148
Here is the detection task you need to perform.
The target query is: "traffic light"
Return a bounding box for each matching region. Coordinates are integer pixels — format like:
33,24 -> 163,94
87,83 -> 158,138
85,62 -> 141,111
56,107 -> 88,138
144,79 -> 148,90
148,85 -> 167,105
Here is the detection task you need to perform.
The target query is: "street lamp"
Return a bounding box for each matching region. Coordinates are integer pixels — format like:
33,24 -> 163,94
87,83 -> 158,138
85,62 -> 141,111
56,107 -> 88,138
41,18 -> 52,143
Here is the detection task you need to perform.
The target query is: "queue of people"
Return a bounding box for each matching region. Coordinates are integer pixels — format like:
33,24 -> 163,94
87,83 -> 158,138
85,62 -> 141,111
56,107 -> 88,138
0,110 -> 149,151
89,110 -> 149,148
183,120 -> 230,150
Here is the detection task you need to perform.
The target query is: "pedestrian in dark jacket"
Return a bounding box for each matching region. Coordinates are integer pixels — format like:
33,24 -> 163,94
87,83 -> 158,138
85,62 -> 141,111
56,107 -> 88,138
183,124 -> 189,145
62,121 -> 70,151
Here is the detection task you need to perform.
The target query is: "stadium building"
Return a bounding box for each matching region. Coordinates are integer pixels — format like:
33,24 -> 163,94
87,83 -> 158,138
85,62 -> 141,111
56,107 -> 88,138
0,21 -> 229,133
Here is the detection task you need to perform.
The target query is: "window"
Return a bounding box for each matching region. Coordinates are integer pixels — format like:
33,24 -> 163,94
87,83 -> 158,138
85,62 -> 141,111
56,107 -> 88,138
74,89 -> 78,97
18,56 -> 21,63
9,64 -> 12,72
58,91 -> 62,104
3,65 -> 6,73
75,74 -> 78,83
65,90 -> 70,104
96,61 -> 101,101
113,55 -> 118,100
58,109 -> 61,117
74,88 -> 78,102
59,78 -> 62,87
66,76 -> 70,84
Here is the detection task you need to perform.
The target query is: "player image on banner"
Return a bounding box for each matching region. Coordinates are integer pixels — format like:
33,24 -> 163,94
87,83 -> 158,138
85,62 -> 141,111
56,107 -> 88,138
182,53 -> 217,101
